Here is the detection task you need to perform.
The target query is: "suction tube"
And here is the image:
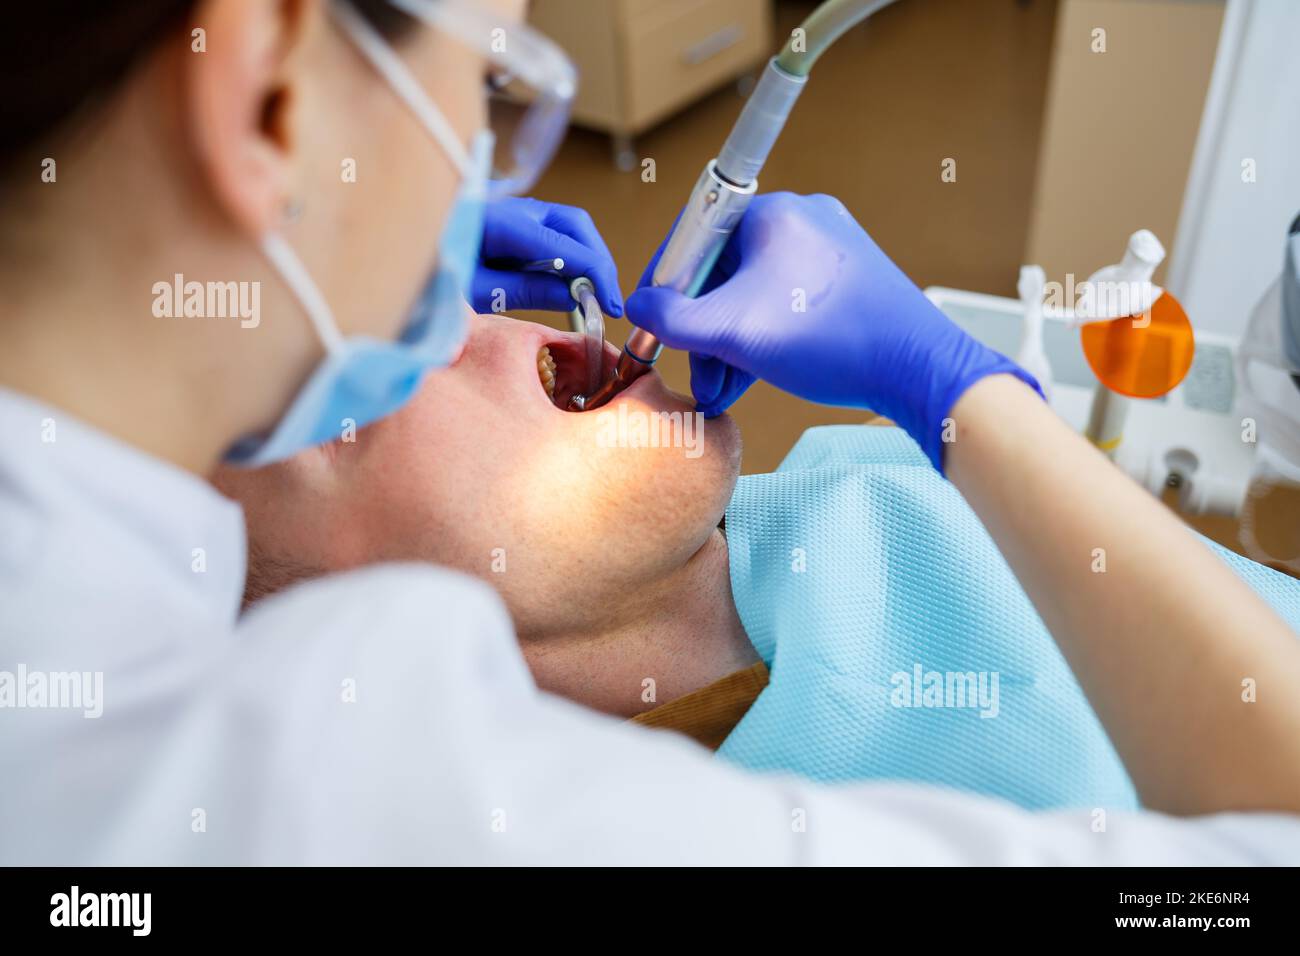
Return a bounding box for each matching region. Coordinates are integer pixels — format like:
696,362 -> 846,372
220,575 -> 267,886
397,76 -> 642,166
775,0 -> 900,75
716,0 -> 901,185
578,0 -> 900,411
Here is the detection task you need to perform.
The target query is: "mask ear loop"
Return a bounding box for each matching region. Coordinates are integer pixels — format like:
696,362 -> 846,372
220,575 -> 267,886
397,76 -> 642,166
329,0 -> 472,178
262,2 -> 479,359
261,233 -> 346,355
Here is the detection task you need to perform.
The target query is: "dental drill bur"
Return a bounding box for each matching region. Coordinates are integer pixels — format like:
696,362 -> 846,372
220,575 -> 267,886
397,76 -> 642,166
574,0 -> 899,412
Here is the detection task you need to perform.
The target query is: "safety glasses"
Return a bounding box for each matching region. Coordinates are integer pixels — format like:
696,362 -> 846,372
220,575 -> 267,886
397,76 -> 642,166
333,0 -> 576,199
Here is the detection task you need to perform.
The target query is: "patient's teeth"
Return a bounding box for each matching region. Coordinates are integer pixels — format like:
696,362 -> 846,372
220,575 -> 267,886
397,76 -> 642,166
537,346 -> 557,398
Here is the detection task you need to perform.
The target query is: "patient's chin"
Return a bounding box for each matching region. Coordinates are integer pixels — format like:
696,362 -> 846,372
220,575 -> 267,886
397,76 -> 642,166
585,407 -> 739,560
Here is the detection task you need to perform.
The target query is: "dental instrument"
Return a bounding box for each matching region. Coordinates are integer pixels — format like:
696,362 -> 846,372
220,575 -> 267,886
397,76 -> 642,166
573,0 -> 902,411
568,276 -> 606,398
524,257 -> 565,273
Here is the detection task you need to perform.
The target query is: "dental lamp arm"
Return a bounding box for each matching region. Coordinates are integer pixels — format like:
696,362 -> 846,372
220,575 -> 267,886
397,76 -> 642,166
948,374 -> 1300,816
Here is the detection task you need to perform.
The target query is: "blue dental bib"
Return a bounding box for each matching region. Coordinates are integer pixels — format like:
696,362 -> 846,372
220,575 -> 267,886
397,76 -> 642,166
719,426 -> 1300,810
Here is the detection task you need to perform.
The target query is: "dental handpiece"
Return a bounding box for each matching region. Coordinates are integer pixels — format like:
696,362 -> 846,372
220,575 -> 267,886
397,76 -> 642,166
572,156 -> 763,411
575,0 -> 898,411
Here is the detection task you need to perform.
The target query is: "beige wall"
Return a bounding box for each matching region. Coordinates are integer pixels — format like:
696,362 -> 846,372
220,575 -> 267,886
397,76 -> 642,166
1026,0 -> 1224,284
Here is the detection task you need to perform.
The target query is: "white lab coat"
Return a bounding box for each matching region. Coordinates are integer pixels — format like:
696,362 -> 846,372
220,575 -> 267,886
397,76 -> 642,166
2,386 -> 1298,865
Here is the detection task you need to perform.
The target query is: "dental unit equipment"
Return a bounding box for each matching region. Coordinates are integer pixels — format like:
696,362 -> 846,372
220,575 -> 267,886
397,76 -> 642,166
571,0 -> 901,411
1077,230 -> 1173,459
1235,214 -> 1300,573
1015,265 -> 1053,404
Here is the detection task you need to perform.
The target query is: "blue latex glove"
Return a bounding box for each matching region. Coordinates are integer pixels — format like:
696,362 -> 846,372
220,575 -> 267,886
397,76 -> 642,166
625,192 -> 1041,471
472,197 -> 623,317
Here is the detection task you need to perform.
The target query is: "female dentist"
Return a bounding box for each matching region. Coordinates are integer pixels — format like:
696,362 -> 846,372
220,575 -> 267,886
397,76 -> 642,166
1,0 -> 1298,865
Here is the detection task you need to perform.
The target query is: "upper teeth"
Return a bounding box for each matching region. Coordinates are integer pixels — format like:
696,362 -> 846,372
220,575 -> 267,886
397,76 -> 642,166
537,346 -> 557,398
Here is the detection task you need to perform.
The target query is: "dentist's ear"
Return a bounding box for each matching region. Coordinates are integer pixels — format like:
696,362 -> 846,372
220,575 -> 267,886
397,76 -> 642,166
186,0 -> 315,236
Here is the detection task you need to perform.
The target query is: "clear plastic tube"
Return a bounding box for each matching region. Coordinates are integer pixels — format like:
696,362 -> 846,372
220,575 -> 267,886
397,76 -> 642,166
774,0 -> 900,76
568,277 -> 605,399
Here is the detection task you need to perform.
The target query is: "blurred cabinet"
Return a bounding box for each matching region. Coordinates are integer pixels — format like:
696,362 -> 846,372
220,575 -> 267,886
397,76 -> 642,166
529,0 -> 773,167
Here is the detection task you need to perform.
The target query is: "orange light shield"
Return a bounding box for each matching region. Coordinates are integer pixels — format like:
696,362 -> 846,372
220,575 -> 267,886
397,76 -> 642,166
1080,293 -> 1194,399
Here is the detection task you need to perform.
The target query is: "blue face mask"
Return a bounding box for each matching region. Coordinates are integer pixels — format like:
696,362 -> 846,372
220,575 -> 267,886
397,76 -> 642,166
223,131 -> 493,467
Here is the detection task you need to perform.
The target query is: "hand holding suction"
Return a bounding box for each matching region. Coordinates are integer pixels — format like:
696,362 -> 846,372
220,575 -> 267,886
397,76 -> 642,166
471,197 -> 623,317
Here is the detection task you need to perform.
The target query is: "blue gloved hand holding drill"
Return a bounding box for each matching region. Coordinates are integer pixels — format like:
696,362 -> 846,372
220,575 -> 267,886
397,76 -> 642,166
627,192 -> 1040,471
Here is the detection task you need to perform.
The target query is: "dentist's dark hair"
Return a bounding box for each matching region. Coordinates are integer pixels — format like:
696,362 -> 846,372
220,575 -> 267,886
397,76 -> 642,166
0,1 -> 415,175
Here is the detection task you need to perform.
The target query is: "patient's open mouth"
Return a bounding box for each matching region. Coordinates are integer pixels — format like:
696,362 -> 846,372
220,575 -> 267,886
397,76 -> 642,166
536,337 -> 618,410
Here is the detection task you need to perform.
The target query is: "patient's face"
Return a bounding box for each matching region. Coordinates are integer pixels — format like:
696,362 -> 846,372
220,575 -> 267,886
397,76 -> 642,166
215,313 -> 742,639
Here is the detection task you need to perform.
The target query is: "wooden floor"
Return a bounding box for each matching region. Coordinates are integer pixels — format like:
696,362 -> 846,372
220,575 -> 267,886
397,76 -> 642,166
524,0 -> 1060,475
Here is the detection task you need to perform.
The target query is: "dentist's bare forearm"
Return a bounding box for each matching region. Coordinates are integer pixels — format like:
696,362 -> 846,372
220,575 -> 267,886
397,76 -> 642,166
945,374 -> 1300,815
